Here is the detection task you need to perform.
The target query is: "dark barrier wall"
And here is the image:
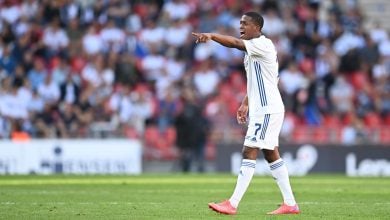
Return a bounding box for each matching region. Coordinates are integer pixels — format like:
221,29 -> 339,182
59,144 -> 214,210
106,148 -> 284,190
216,143 -> 390,176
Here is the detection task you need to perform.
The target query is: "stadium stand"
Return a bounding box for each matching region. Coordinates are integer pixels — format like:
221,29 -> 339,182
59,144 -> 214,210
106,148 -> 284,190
0,0 -> 389,161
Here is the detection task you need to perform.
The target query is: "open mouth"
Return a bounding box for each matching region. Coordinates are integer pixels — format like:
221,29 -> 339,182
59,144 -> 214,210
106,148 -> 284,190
240,31 -> 245,38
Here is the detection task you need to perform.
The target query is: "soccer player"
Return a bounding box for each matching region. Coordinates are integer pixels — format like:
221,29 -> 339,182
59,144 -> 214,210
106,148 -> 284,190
192,11 -> 300,215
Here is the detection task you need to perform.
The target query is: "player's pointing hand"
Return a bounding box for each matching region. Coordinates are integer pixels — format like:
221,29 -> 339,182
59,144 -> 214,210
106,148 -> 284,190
192,32 -> 212,43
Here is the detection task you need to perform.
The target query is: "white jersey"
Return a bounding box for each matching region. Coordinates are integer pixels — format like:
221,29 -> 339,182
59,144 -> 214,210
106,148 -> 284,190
243,35 -> 284,116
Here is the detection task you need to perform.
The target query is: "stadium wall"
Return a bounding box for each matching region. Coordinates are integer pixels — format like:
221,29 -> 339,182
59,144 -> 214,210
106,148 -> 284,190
216,143 -> 390,177
0,139 -> 142,175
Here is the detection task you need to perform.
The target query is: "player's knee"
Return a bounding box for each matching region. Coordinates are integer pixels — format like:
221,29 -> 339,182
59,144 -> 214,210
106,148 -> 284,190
262,148 -> 280,163
242,146 -> 258,160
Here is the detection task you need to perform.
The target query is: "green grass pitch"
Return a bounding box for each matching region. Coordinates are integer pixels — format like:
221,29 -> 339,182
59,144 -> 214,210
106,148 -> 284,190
0,174 -> 389,219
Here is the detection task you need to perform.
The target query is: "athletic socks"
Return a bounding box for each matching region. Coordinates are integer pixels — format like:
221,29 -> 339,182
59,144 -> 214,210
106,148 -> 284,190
269,158 -> 296,206
229,159 -> 256,208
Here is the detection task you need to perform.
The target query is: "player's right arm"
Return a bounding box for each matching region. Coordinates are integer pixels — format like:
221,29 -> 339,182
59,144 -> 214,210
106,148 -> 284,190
237,94 -> 248,124
192,32 -> 246,51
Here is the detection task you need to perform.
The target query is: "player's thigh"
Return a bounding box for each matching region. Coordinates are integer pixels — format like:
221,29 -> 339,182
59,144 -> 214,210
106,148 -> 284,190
244,113 -> 284,150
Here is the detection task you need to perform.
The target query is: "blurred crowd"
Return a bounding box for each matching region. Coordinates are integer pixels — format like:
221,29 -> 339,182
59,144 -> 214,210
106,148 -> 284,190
0,0 -> 390,146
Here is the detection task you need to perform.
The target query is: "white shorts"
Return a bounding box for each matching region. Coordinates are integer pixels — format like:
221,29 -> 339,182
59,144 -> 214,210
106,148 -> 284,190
243,112 -> 284,150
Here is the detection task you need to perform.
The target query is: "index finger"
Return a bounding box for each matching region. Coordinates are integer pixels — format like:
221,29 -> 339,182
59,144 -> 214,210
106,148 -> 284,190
192,32 -> 200,37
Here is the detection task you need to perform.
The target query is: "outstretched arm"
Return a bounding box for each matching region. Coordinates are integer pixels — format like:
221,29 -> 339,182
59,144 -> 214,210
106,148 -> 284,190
192,32 -> 246,51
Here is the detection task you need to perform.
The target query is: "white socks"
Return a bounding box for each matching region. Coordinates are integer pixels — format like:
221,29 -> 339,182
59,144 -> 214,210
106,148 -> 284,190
228,158 -> 296,209
269,158 -> 296,206
229,159 -> 256,208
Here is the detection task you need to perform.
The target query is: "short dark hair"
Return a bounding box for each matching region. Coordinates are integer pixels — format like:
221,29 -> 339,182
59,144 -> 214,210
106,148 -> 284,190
244,11 -> 264,29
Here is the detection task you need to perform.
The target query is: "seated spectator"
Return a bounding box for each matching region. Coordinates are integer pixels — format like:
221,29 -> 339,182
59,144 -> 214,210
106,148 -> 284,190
28,89 -> 44,114
33,103 -> 64,138
10,119 -> 30,142
52,57 -> 71,85
82,25 -> 103,55
369,21 -> 388,44
262,9 -> 285,37
161,0 -> 191,21
0,1 -> 21,25
141,45 -> 166,81
0,84 -> 29,120
106,0 -> 130,27
165,51 -> 186,82
100,19 -> 126,53
60,73 -> 80,105
81,55 -> 114,88
20,0 -> 39,20
28,58 -> 47,90
58,103 -> 79,138
37,74 -> 60,105
279,62 -> 308,110
130,86 -> 154,134
0,44 -> 16,75
42,18 -> 69,59
138,19 -> 165,50
341,115 -> 367,145
164,19 -> 192,49
329,75 -> 354,115
193,59 -> 220,99
156,85 -> 180,131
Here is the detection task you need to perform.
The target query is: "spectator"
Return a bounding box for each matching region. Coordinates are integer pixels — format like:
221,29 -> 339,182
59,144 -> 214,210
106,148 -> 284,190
174,88 -> 208,172
193,59 -> 220,99
161,0 -> 191,21
52,57 -> 71,85
81,55 -> 114,88
114,53 -> 140,86
37,74 -> 60,105
130,86 -> 154,134
108,85 -> 133,127
42,18 -> 69,59
58,103 -> 79,137
0,0 -> 388,145
279,62 -> 308,110
374,73 -> 390,115
60,73 -> 80,105
28,58 -> 48,90
28,89 -> 44,114
33,103 -> 63,138
141,45 -> 166,81
164,19 -> 192,49
10,119 -> 30,142
329,75 -> 354,115
74,90 -> 93,136
0,1 -> 21,25
262,9 -> 285,37
100,19 -> 126,53
369,21 -> 388,44
106,0 -> 130,27
82,25 -> 104,55
0,44 -> 17,75
138,19 -> 165,50
0,83 -> 29,120
341,114 -> 367,145
20,0 -> 39,20
157,85 -> 180,131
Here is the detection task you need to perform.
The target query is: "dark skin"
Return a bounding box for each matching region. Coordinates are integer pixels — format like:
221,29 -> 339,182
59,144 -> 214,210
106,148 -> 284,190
192,15 -> 281,163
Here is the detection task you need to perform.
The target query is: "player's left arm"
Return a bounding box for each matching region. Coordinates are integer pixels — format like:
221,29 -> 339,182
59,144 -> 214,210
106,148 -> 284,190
192,32 -> 246,51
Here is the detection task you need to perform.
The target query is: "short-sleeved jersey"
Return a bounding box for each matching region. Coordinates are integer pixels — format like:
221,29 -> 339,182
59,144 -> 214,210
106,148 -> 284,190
243,35 -> 284,116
